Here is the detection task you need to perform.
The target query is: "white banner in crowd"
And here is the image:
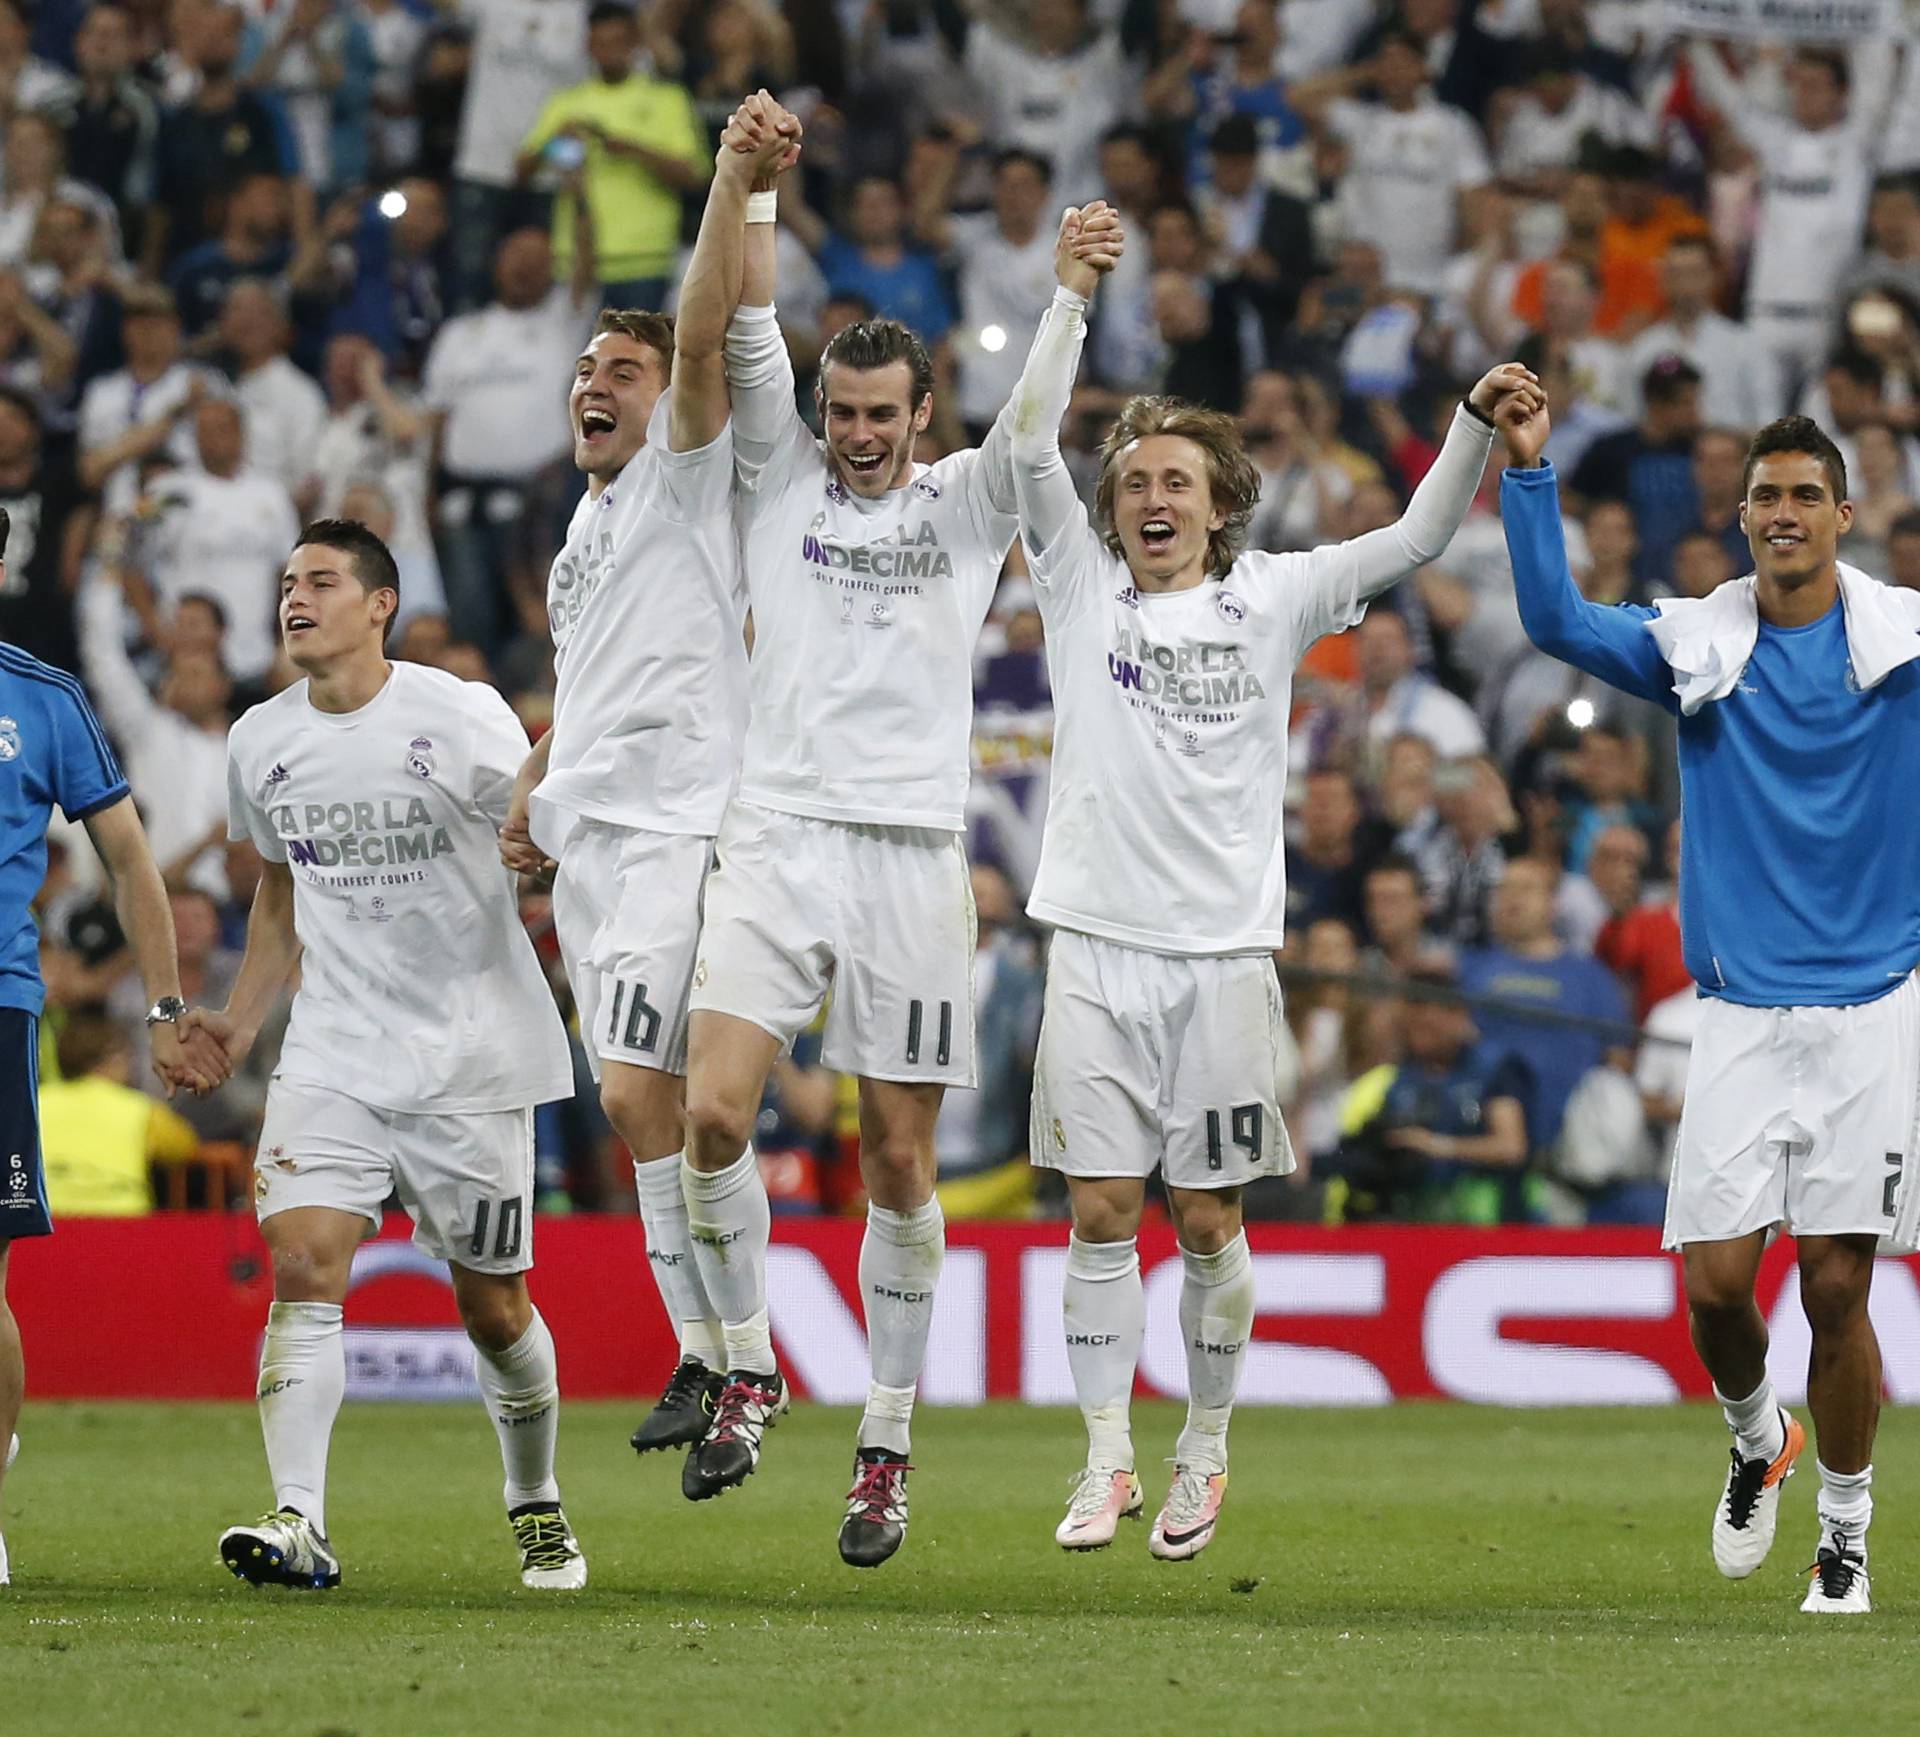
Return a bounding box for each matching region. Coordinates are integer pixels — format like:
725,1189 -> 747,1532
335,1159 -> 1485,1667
1665,0 -> 1898,39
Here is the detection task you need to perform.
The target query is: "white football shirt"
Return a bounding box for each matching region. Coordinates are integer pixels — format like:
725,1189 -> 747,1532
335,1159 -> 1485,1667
724,303 -> 1020,831
227,661 -> 573,1114
530,402 -> 749,854
1009,289 -> 1494,955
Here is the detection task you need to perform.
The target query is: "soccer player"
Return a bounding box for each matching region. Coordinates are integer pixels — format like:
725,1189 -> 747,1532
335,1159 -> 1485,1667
498,112 -> 792,1459
1500,405 -> 1918,1615
203,520 -> 583,1592
672,93 -> 1017,1567
1007,207 -> 1533,1558
0,504 -> 227,1588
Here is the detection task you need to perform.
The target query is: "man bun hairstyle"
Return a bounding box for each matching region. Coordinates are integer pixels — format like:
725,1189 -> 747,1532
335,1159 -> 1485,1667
595,306 -> 675,369
1093,395 -> 1260,579
297,517 -> 401,641
819,318 -> 935,410
1743,415 -> 1849,503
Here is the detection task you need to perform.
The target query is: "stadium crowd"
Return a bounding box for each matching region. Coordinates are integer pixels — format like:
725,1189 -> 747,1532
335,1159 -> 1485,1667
11,0 -> 1920,1226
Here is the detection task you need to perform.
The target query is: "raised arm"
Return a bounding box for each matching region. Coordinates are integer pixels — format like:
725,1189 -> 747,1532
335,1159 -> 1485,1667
722,95 -> 811,491
1007,206 -> 1122,567
1498,399 -> 1673,704
672,94 -> 795,453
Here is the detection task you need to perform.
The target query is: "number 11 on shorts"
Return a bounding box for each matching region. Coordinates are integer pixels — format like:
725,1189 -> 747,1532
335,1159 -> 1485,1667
905,999 -> 953,1067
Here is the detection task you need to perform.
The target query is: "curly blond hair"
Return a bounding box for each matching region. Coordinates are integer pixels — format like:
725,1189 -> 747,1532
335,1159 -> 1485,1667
1093,396 -> 1260,579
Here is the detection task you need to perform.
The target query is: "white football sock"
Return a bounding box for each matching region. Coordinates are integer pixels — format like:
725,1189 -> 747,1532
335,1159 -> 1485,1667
258,1300 -> 344,1535
1064,1234 -> 1143,1474
857,1197 -> 945,1455
1174,1234 -> 1253,1476
682,1149 -> 775,1375
633,1151 -> 723,1369
1816,1459 -> 1873,1558
473,1309 -> 562,1510
1714,1375 -> 1784,1463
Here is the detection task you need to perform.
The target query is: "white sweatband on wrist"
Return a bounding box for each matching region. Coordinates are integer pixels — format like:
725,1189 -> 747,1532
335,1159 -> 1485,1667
745,190 -> 778,224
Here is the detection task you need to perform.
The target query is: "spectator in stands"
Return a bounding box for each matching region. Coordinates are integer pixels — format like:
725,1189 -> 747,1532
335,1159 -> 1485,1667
932,864 -> 1042,1215
1332,962 -> 1529,1224
323,177 -> 450,375
0,110 -> 119,275
38,1012 -> 199,1216
1626,235 -> 1781,430
1087,121 -> 1166,392
1357,607 -> 1484,767
1594,819 -> 1689,1024
1570,354 -> 1703,587
1689,426 -> 1754,580
26,198 -> 117,394
1242,369 -> 1348,553
218,279 -> 329,503
1507,171 -> 1662,345
138,398 -> 298,683
447,0 -> 588,307
247,0 -> 376,194
307,333 -> 440,596
1844,173 -> 1920,305
1686,42 -> 1909,397
1425,754 -> 1516,949
77,559 -> 232,896
1561,721 -> 1658,874
1361,852 -> 1442,978
1284,915 -> 1366,1177
0,0 -> 74,118
0,265 -> 78,425
1889,508 -> 1920,590
1459,857 -> 1631,1152
1196,114 -> 1314,359
958,0 -> 1130,203
1287,767 -> 1369,936
1497,46 -> 1652,197
1292,28 -> 1490,295
517,2 -> 708,310
420,226 -> 588,650
77,286 -> 214,514
0,385 -> 85,669
801,175 -> 953,343
1145,200 -> 1242,410
935,148 -> 1055,444
360,0 -> 429,177
62,3 -> 159,251
165,171 -> 299,336
150,1 -> 295,270
1149,2 -> 1304,188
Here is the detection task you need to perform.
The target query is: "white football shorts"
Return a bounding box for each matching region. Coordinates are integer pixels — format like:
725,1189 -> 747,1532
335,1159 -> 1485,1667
691,800 -> 977,1086
1663,972 -> 1920,1253
1030,929 -> 1296,1190
550,818 -> 713,1078
254,1080 -> 536,1274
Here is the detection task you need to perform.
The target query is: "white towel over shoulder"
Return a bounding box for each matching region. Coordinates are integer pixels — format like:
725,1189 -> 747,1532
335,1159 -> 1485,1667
1644,565 -> 1920,715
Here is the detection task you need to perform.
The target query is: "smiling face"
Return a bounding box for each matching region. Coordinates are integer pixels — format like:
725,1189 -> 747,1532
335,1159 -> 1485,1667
819,358 -> 929,498
1742,451 -> 1852,591
570,329 -> 667,483
1110,433 -> 1224,586
279,542 -> 393,669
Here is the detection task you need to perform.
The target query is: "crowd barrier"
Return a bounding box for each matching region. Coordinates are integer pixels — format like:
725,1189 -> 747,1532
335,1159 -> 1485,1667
14,1218 -> 1920,1405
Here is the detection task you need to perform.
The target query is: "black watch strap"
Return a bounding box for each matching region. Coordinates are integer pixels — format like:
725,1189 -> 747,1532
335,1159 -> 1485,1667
1461,397 -> 1495,430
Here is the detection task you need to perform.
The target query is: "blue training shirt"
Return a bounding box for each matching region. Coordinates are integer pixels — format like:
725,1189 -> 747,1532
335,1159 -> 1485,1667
0,644 -> 131,1016
1503,462 -> 1920,1009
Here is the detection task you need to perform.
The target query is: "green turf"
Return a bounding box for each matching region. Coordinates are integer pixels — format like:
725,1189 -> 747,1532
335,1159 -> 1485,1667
1,1401 -> 1914,1736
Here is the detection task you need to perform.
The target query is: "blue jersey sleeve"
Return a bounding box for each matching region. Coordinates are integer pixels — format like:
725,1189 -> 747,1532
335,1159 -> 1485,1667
48,683 -> 131,821
1501,463 -> 1677,710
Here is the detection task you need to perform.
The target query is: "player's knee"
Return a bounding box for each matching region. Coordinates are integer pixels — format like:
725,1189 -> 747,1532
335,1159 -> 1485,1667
684,1085 -> 756,1166
1168,1190 -> 1240,1254
1684,1265 -> 1756,1323
458,1283 -> 531,1353
1070,1195 -> 1142,1245
599,1068 -> 681,1156
267,1239 -> 351,1302
1798,1257 -> 1871,1337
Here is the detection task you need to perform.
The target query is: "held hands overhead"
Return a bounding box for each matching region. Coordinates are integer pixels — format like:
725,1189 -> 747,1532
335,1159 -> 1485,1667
1054,202 -> 1126,299
719,89 -> 803,187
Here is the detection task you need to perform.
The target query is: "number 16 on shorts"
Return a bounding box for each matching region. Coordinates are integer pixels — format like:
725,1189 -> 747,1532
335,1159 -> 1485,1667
606,979 -> 662,1057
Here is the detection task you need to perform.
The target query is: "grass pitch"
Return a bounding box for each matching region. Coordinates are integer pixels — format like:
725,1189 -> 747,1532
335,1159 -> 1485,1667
2,1401 -> 1915,1736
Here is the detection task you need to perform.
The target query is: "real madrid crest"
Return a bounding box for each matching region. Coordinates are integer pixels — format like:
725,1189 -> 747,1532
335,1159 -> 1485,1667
406,734 -> 435,779
0,716 -> 21,761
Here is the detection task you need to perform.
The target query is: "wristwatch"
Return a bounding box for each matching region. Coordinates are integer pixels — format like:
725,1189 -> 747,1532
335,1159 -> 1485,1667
145,995 -> 187,1028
